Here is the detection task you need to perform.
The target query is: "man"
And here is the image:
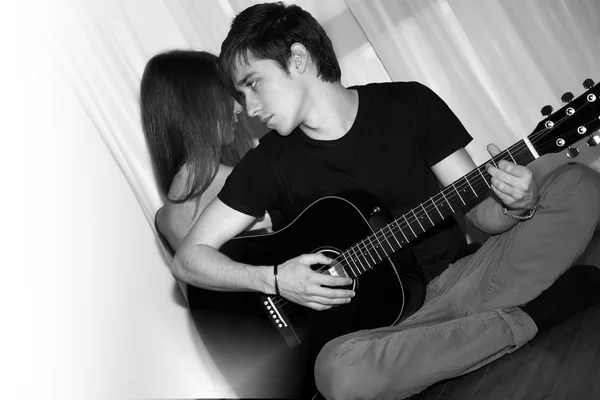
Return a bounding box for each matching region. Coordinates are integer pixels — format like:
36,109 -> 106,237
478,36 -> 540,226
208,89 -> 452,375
173,2 -> 600,399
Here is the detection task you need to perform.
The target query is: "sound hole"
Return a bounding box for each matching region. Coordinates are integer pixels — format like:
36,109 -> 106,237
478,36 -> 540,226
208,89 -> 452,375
311,248 -> 356,292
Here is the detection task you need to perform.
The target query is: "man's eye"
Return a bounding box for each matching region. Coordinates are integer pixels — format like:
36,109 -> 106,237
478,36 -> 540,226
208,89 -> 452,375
249,81 -> 257,90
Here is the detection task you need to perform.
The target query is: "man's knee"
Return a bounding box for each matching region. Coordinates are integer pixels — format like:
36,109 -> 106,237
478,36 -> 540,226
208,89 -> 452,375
545,162 -> 600,193
314,336 -> 415,400
541,163 -> 600,211
314,338 -> 358,399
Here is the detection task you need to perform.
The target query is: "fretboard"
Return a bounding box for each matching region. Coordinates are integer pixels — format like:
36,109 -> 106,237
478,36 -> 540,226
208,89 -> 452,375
339,139 -> 537,279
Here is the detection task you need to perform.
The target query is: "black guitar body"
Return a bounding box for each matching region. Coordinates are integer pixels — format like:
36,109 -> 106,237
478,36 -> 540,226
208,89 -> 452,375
181,80 -> 600,398
187,191 -> 426,398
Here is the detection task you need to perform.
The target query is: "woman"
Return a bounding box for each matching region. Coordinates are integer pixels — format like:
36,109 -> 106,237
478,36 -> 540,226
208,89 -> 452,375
140,50 -> 269,252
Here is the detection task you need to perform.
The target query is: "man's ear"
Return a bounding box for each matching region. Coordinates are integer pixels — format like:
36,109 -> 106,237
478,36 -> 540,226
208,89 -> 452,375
289,43 -> 308,74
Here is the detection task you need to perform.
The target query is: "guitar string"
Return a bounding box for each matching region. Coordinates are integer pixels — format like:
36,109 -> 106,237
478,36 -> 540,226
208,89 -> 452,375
270,138 -> 580,315
269,102 -> 597,311
268,139 -> 534,312
312,105 -> 583,279
270,112 -> 595,312
269,130 -> 577,312
324,102 -> 596,278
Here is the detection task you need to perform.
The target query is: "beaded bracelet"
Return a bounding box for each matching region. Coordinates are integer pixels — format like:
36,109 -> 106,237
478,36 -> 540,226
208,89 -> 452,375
502,205 -> 537,221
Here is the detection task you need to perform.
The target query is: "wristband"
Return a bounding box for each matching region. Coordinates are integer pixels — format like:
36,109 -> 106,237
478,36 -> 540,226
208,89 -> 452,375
273,264 -> 280,296
502,205 -> 537,221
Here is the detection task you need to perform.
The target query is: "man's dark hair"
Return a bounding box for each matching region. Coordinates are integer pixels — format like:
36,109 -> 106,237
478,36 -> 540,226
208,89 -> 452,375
219,2 -> 341,87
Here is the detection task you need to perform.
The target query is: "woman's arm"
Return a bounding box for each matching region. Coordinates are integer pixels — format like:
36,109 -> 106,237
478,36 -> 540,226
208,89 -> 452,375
157,163 -> 271,251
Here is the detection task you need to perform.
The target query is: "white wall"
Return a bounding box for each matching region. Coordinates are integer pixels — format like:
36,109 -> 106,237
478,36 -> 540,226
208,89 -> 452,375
3,2 -> 232,399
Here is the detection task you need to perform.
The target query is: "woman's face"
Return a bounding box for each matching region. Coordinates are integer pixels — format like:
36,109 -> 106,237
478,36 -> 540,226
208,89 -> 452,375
222,98 -> 244,145
233,98 -> 243,124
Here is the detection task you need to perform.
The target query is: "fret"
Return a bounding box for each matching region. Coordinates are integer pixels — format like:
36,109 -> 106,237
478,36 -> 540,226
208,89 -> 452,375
395,219 -> 409,243
357,251 -> 370,272
477,166 -> 490,188
465,175 -> 477,197
389,223 -> 403,248
441,189 -> 455,213
381,226 -> 395,254
350,245 -> 367,272
412,209 -> 425,231
366,236 -> 382,262
452,183 -> 466,205
506,148 -> 516,163
361,239 -> 376,265
336,137 -> 548,282
422,203 -> 434,225
371,233 -> 386,259
431,197 -> 444,219
403,214 -> 417,238
341,251 -> 358,277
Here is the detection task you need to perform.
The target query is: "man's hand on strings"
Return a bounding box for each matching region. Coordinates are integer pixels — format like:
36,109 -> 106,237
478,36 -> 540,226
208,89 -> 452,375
486,143 -> 539,212
276,253 -> 355,311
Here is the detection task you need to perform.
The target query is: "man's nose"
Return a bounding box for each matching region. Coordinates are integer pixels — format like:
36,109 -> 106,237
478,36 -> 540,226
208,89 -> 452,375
245,95 -> 260,118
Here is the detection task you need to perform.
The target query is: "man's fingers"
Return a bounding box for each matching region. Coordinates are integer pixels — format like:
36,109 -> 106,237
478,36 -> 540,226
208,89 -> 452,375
490,176 -> 519,198
486,143 -> 501,157
487,164 -> 529,191
491,184 -> 516,205
311,283 -> 355,298
305,302 -> 333,311
312,270 -> 353,287
309,295 -> 353,305
302,252 -> 334,266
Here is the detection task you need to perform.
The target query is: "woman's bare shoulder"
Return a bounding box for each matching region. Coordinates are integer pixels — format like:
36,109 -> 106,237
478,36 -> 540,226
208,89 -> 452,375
158,164 -> 232,250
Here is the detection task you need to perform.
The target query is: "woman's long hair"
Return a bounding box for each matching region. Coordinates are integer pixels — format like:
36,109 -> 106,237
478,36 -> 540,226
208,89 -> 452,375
140,50 -> 252,209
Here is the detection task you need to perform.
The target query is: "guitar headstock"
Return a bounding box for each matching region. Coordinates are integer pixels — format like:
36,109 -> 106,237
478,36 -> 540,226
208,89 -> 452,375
529,79 -> 600,159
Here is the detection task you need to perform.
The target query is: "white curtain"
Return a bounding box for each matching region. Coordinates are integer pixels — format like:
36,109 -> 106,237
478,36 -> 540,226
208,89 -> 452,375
344,0 -> 600,165
52,0 -> 600,235
44,0 -> 600,397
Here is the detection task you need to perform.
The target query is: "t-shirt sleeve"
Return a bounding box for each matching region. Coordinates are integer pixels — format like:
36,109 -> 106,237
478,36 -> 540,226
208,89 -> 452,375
409,82 -> 473,167
217,143 -> 277,218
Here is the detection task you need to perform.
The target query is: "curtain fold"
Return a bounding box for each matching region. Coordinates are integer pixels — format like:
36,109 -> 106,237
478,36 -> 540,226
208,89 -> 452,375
54,0 -> 600,229
345,0 -> 600,165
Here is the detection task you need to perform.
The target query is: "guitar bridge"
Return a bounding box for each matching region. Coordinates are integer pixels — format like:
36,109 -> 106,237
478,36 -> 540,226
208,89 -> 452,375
260,294 -> 301,348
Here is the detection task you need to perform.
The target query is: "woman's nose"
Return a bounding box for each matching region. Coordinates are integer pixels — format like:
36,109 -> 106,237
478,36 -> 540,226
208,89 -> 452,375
233,99 -> 243,116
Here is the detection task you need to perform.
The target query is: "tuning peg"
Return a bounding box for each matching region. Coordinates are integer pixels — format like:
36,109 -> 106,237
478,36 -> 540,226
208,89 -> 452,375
588,134 -> 600,147
541,105 -> 554,117
583,79 -> 595,89
565,146 -> 580,158
561,92 -> 574,103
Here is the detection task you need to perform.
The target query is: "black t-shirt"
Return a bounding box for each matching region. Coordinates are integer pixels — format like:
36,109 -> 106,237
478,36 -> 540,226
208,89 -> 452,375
219,81 -> 473,282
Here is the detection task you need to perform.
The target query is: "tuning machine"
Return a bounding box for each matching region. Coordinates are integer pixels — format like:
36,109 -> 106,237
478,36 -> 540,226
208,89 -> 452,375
561,92 -> 575,103
540,105 -> 553,117
577,124 -> 600,147
565,146 -> 580,158
581,78 -> 599,147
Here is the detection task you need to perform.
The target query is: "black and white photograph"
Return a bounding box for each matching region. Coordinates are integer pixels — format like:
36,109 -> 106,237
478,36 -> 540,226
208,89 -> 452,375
4,1 -> 600,399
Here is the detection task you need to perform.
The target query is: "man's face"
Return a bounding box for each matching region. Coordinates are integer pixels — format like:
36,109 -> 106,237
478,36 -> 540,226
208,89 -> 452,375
233,54 -> 304,136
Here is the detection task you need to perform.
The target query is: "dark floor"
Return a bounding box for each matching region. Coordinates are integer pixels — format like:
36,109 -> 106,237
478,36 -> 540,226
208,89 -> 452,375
410,304 -> 600,400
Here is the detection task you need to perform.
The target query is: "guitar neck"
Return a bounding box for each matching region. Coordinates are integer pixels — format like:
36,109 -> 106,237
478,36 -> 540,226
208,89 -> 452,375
340,139 -> 537,279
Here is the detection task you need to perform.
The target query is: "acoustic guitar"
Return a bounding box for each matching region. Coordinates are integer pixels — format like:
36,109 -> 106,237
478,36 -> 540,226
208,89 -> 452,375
185,79 -> 599,398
